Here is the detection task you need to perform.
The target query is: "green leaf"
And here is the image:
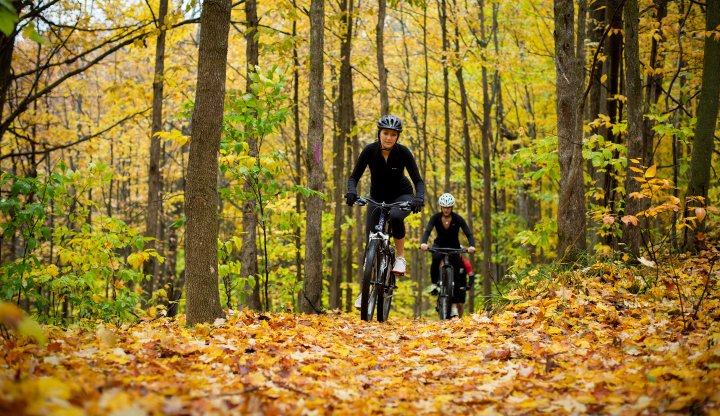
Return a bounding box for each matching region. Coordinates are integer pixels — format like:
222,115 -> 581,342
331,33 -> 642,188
0,7 -> 17,36
22,22 -> 44,43
11,179 -> 33,195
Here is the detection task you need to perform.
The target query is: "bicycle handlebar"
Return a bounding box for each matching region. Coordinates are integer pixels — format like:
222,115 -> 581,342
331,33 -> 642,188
354,196 -> 411,211
426,247 -> 468,255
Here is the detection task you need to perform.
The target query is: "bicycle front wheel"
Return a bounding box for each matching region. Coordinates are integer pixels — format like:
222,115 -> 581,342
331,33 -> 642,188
376,255 -> 395,322
438,266 -> 453,320
361,240 -> 380,321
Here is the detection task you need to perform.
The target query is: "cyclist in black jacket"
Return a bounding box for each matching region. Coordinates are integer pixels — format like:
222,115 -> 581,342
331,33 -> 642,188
346,115 -> 425,277
420,193 -> 475,317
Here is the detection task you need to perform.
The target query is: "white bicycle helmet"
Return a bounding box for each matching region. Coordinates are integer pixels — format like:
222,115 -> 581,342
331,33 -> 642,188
438,193 -> 455,207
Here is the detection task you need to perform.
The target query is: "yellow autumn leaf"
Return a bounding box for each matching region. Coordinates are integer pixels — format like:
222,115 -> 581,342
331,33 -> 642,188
126,252 -> 145,269
547,326 -> 563,335
17,316 -> 47,345
644,164 -> 657,178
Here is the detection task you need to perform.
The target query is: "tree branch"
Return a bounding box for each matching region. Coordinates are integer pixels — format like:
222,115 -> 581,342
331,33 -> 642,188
1,108 -> 151,160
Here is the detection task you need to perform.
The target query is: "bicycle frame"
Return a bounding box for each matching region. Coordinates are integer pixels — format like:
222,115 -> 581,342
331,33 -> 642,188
426,247 -> 468,320
354,197 -> 410,322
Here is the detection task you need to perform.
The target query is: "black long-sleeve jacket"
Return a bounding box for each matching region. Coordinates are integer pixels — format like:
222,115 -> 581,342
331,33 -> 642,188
347,141 -> 425,202
421,212 -> 476,248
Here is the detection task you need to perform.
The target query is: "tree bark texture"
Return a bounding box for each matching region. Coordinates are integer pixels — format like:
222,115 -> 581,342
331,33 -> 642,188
622,0 -> 643,257
377,0 -> 389,114
479,0 -> 494,304
602,0 -> 623,237
0,1 -> 23,143
331,0 -> 355,310
438,0 -> 451,192
185,0 -> 231,326
684,0 -> 720,251
454,13 -> 475,312
301,0 -> 325,314
238,0 -> 262,310
142,0 -> 169,304
554,0 -> 587,260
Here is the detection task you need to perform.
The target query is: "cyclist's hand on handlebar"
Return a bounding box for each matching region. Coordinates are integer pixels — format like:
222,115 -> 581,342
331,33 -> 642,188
468,246 -> 476,254
410,196 -> 424,213
345,192 -> 358,206
420,243 -> 428,251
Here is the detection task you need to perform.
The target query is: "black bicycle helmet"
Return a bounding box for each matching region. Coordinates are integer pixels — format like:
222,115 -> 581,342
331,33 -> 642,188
377,115 -> 403,132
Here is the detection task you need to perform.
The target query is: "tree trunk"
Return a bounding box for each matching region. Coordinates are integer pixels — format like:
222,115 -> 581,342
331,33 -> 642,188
454,9 -> 475,314
331,0 -> 355,310
300,0 -> 325,314
438,0 -> 451,191
478,0 -> 493,306
291,0 -> 303,308
641,0 -> 668,165
142,0 -> 169,305
602,0 -> 623,246
0,1 -> 23,143
185,0 -> 231,326
622,0 -> 643,257
518,86 -> 541,262
377,0 -> 389,114
238,0 -> 262,310
587,0 -> 607,242
554,0 -> 586,260
684,0 -> 720,251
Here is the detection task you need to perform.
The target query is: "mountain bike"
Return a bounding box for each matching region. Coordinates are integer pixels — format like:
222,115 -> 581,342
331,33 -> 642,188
352,197 -> 411,322
426,247 -> 468,320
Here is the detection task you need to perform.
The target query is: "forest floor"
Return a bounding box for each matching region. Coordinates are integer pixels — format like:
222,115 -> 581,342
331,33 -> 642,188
1,249 -> 719,415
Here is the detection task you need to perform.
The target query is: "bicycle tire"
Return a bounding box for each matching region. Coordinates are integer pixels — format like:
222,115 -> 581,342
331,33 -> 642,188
438,266 -> 453,320
376,252 -> 395,322
361,240 -> 379,321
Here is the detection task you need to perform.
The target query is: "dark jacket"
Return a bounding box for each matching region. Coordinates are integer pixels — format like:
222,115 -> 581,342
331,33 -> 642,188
421,212 -> 476,248
347,141 -> 425,202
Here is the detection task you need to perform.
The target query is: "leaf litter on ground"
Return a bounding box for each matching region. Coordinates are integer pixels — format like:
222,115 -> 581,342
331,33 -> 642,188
1,249 -> 719,415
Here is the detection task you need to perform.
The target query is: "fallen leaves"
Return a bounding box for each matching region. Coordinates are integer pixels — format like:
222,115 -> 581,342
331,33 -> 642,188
1,257 -> 719,415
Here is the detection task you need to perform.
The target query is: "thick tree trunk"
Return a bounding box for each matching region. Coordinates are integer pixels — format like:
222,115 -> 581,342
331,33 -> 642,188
554,0 -> 586,260
300,0 -> 325,314
684,0 -> 720,251
142,0 -> 169,304
185,0 -> 231,326
238,0 -> 262,310
622,0 -> 643,257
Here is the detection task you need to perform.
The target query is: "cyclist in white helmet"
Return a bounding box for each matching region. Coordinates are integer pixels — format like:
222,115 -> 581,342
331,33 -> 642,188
420,193 -> 476,317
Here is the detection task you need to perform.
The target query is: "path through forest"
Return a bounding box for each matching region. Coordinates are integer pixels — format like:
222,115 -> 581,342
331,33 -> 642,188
1,259 -> 719,415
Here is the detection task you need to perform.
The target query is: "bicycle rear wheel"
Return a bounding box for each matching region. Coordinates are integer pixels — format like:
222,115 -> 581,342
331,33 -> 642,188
361,240 -> 380,321
376,253 -> 395,322
438,266 -> 453,320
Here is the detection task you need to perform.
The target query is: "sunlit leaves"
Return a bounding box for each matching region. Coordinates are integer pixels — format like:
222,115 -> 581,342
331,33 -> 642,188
2,255 -> 719,414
